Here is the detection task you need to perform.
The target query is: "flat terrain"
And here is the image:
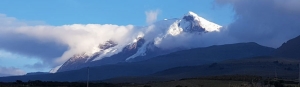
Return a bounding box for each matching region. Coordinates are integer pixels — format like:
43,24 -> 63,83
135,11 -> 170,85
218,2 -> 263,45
126,79 -> 250,87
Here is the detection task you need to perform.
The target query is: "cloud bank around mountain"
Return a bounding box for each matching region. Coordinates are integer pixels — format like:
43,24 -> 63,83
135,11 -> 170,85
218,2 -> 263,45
214,0 -> 300,47
0,14 -> 141,71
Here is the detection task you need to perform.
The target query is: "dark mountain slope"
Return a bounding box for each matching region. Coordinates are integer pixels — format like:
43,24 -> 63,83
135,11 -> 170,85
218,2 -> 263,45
104,56 -> 299,83
150,56 -> 299,80
274,35 -> 300,58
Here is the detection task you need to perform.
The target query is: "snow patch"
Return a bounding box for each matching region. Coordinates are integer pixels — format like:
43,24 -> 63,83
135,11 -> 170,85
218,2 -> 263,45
167,20 -> 183,36
85,46 -> 101,56
49,65 -> 62,73
125,42 -> 148,61
92,48 -> 118,61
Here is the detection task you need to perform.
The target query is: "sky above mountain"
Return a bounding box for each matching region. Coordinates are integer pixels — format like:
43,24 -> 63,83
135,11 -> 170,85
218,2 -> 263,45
0,0 -> 233,26
0,0 -> 300,77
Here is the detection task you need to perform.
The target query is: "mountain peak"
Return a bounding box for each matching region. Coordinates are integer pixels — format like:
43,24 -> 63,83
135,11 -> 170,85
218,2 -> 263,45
186,11 -> 199,17
183,11 -> 200,21
180,11 -> 222,32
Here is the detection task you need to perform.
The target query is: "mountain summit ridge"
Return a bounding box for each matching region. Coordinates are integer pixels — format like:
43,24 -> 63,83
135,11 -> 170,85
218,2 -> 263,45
181,11 -> 221,32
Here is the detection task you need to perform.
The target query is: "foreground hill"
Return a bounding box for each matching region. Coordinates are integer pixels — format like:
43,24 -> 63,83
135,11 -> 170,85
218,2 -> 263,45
150,35 -> 300,81
274,35 -> 300,58
103,35 -> 300,83
0,42 -> 274,82
103,56 -> 299,83
151,56 -> 299,79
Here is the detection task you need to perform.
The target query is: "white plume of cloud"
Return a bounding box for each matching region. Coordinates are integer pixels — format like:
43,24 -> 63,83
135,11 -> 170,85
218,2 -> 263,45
15,24 -> 138,65
0,14 -> 142,68
0,10 -> 159,71
145,10 -> 160,25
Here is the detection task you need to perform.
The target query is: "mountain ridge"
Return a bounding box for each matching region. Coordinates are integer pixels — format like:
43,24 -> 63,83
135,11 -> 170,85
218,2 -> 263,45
274,35 -> 300,58
55,11 -> 223,72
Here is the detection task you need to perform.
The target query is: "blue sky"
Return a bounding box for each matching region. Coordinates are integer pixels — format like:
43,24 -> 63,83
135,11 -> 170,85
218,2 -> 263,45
0,50 -> 43,72
0,0 -> 234,73
0,0 -> 233,26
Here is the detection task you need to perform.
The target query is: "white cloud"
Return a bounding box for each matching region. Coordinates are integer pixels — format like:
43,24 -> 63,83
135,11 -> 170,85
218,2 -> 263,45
14,24 -> 139,65
214,0 -> 300,47
0,66 -> 26,77
0,14 -> 141,68
145,10 -> 160,25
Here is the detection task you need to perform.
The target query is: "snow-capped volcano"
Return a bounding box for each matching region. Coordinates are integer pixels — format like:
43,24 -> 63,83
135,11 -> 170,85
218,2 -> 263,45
54,11 -> 222,72
157,11 -> 221,37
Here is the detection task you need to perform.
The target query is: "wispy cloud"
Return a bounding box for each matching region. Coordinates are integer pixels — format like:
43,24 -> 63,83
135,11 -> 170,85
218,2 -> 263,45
145,9 -> 160,24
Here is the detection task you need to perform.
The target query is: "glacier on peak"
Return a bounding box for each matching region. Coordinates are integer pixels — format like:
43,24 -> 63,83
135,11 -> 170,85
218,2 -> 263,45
54,11 -> 223,72
123,11 -> 223,61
